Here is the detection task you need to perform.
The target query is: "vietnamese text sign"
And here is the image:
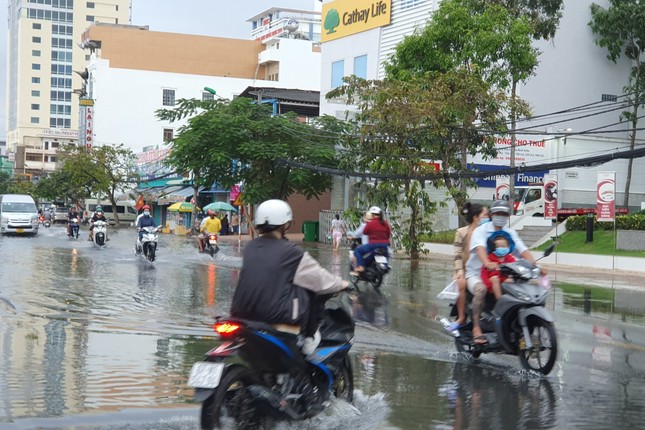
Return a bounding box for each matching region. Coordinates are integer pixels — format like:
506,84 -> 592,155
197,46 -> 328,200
322,0 -> 391,42
596,172 -> 616,222
543,173 -> 558,220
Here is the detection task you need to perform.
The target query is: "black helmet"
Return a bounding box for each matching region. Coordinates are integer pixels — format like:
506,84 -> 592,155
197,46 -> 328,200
490,199 -> 511,215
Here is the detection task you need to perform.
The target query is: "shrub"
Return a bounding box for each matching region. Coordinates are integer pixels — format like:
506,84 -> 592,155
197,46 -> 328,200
566,214 -> 645,231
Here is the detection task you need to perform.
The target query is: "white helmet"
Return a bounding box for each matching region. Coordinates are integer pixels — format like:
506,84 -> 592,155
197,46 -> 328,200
254,199 -> 293,227
369,206 -> 382,215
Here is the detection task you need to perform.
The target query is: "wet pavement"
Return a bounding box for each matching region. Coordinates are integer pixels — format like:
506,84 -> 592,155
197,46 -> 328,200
1,225 -> 644,429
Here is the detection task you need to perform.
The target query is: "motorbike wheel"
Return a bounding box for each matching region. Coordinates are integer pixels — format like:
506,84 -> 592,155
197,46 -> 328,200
518,316 -> 558,375
332,356 -> 354,403
370,273 -> 383,290
200,365 -> 263,430
147,245 -> 156,262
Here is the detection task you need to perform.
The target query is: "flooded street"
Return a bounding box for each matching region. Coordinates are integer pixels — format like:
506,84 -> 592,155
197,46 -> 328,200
1,225 -> 645,429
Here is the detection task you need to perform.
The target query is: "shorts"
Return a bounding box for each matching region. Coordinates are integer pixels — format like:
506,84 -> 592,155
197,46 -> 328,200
467,276 -> 484,295
332,231 -> 342,241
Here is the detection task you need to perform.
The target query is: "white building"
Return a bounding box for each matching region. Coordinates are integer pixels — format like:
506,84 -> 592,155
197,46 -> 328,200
320,0 -> 643,219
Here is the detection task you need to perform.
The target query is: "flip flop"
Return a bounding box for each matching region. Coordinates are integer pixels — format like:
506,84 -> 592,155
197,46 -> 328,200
473,335 -> 488,345
445,321 -> 463,332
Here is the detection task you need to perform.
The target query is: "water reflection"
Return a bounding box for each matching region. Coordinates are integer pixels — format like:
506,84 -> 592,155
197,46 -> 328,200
352,288 -> 389,326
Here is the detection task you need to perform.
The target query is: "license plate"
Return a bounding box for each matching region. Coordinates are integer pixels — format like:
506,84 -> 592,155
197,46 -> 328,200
188,362 -> 225,388
16,228 -> 24,233
375,255 -> 387,263
209,240 -> 217,245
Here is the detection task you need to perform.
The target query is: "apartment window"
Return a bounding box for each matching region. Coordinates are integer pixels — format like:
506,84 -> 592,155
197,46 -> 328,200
31,104 -> 40,110
202,91 -> 214,101
87,15 -> 94,22
353,55 -> 367,79
331,60 -> 344,88
32,77 -> 41,84
87,2 -> 95,7
163,128 -> 174,142
162,89 -> 176,106
31,117 -> 40,124
32,36 -> 41,43
32,63 -> 41,70
32,90 -> 40,97
32,50 -> 41,57
33,23 -> 41,29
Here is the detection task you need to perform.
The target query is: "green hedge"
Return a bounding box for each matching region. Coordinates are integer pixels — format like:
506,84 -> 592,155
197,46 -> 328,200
566,214 -> 645,231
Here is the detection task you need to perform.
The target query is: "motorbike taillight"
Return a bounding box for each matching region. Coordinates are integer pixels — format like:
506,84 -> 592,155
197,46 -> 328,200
209,234 -> 218,240
214,322 -> 241,338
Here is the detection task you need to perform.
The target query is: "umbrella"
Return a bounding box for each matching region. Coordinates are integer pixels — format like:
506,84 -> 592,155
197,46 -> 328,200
203,201 -> 237,212
167,202 -> 200,212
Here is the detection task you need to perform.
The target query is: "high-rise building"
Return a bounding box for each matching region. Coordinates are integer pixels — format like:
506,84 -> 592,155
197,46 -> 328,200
6,0 -> 130,176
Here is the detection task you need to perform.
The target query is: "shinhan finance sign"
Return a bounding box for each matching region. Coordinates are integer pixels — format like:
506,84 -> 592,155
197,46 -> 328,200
322,0 -> 391,42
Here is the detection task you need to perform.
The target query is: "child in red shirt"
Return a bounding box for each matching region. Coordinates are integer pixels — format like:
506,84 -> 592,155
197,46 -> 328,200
481,235 -> 516,299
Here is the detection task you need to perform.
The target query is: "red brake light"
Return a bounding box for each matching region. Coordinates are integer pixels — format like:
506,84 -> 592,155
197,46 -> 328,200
214,322 -> 241,337
209,234 -> 218,240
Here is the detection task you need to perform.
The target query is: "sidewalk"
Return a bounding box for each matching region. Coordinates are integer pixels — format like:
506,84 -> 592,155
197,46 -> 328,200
422,242 -> 645,276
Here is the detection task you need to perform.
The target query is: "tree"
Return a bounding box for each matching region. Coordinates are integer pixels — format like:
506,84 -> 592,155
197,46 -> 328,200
35,144 -> 136,222
156,96 -> 341,227
590,0 -> 645,209
327,72 -> 507,258
386,0 -> 535,224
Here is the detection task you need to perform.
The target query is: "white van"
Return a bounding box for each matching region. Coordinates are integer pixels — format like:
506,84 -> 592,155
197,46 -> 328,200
0,194 -> 40,235
84,199 -> 138,225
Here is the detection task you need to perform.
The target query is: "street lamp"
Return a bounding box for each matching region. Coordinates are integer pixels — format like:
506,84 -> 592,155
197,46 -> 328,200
203,87 -> 226,100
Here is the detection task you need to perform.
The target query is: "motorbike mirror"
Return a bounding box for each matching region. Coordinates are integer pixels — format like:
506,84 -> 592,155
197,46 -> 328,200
542,244 -> 555,258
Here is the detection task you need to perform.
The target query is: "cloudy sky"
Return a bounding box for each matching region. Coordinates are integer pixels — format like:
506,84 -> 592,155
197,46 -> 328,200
0,0 -> 313,137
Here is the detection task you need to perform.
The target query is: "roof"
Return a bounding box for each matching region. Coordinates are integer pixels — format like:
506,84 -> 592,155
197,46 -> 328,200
246,8 -> 321,22
238,87 -> 320,105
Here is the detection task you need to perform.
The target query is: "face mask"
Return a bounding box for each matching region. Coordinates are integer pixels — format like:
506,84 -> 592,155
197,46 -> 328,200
479,217 -> 490,226
494,247 -> 510,257
144,211 -> 150,216
492,215 -> 508,227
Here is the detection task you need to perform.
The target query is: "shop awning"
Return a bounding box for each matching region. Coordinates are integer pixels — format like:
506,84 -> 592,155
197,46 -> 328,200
157,186 -> 197,205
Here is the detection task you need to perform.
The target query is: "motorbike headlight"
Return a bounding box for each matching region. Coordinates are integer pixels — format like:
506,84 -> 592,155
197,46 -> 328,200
530,267 -> 541,278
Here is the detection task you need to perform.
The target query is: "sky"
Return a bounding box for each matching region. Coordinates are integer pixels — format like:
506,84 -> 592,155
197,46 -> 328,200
0,0 -> 313,138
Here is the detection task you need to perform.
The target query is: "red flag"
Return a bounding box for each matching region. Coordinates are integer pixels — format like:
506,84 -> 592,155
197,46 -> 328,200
135,195 -> 145,211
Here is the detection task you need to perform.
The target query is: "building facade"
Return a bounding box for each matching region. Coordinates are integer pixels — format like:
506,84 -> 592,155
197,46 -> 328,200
320,0 -> 642,222
5,0 -> 130,177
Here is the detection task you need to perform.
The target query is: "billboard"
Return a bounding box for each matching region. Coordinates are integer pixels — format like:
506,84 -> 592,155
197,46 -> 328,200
596,172 -> 616,222
543,173 -> 558,220
322,0 -> 391,42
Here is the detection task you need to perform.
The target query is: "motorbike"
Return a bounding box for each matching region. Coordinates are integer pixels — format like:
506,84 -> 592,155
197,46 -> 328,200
348,238 -> 390,291
135,225 -> 162,262
187,294 -> 355,430
39,214 -> 51,228
68,218 -> 80,239
203,233 -> 219,257
92,220 -> 108,248
441,245 -> 557,375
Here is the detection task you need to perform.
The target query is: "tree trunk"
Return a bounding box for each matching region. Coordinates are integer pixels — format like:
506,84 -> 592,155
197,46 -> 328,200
508,80 -> 518,214
108,192 -> 120,224
191,185 -> 199,235
623,56 -> 641,209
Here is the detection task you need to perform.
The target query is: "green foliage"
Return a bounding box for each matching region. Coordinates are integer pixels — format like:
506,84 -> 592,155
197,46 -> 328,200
34,144 -> 135,222
156,97 -> 340,206
566,214 -> 645,231
0,172 -> 36,195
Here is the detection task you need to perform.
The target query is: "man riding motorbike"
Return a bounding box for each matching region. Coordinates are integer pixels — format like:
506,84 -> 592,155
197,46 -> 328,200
197,209 -> 221,252
88,206 -> 108,241
67,205 -> 81,237
230,199 -> 350,355
351,206 -> 391,275
135,205 -> 155,254
464,200 -> 543,344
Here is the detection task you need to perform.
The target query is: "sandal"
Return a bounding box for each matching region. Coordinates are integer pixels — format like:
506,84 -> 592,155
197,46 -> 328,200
445,321 -> 463,332
473,335 -> 488,345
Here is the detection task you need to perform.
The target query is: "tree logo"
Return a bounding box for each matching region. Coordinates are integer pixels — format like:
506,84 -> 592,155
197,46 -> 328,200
324,8 -> 340,34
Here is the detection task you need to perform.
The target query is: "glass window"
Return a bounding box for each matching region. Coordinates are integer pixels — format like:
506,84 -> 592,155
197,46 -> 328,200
163,128 -> 174,142
86,15 -> 94,22
31,117 -> 40,124
33,23 -> 41,29
331,60 -> 344,88
32,90 -> 40,97
31,104 -> 40,110
87,2 -> 95,7
32,36 -> 41,43
32,63 -> 41,70
32,77 -> 41,84
162,89 -> 175,106
32,50 -> 41,57
353,55 -> 367,79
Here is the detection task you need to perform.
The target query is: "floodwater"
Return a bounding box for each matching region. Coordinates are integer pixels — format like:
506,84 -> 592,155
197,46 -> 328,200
1,225 -> 645,429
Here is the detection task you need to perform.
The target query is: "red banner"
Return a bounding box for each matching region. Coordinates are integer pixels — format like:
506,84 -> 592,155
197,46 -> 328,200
596,172 -> 616,222
543,173 -> 558,220
135,195 -> 145,211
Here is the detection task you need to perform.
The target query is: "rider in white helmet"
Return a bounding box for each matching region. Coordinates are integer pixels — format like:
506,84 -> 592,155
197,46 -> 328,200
230,199 -> 349,355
